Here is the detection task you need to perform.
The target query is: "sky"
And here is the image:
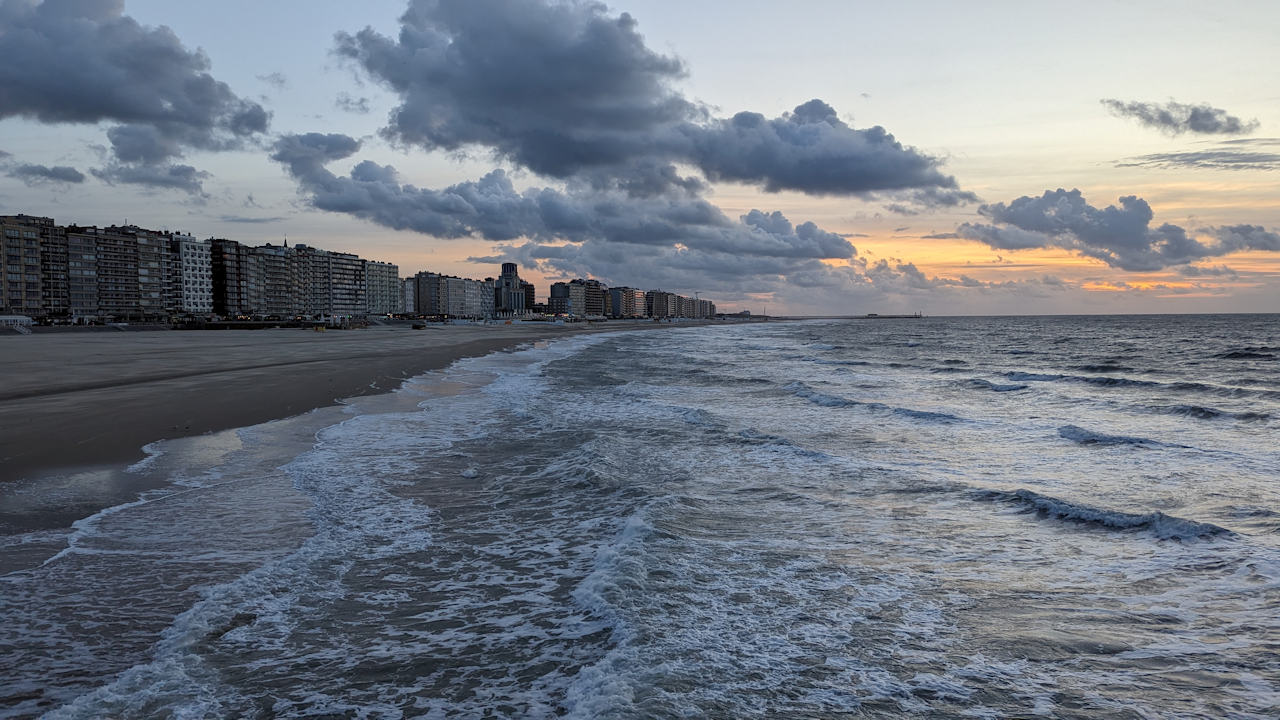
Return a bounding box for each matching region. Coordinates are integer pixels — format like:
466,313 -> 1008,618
2,0 -> 1278,315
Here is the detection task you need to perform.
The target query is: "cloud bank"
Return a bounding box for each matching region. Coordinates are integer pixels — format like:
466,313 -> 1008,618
959,189 -> 1280,271
1101,99 -> 1259,136
0,0 -> 270,192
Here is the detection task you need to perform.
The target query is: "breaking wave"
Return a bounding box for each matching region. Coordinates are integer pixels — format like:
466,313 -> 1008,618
972,489 -> 1235,541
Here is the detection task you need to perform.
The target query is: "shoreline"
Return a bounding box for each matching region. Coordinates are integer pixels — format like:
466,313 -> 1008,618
1,322 -> 688,483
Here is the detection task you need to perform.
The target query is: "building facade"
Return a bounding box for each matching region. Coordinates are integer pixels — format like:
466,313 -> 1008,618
365,260 -> 401,315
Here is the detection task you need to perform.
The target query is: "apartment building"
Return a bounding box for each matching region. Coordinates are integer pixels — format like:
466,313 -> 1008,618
365,260 -> 401,315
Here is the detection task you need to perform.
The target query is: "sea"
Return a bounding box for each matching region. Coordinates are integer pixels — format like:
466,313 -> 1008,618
1,314 -> 1278,719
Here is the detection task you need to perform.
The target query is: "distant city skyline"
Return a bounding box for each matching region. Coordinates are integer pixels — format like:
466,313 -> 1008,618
2,0 -> 1278,315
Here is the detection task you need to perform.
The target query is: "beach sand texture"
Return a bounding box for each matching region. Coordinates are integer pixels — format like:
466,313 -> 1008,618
0,324 -> 614,482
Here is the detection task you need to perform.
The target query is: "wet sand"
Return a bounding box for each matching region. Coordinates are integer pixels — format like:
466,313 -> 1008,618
0,323 -> 640,482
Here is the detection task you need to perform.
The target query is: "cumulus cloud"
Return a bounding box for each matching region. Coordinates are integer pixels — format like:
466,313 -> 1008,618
7,162 -> 85,185
0,0 -> 270,192
958,189 -> 1280,271
1101,99 -> 1259,136
334,0 -> 966,200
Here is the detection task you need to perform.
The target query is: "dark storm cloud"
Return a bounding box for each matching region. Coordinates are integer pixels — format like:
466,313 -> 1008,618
334,0 -> 966,199
957,189 -> 1280,271
7,162 -> 85,185
1101,99 -> 1259,136
0,0 -> 269,191
92,162 -> 210,195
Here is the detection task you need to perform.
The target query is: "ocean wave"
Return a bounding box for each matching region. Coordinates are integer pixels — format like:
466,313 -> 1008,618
1005,370 -> 1157,389
1076,363 -> 1136,373
965,378 -> 1029,393
1215,348 -> 1278,360
786,381 -> 858,408
1150,404 -> 1271,422
1004,372 -> 1063,382
1005,370 -> 1280,400
972,488 -> 1234,540
1058,425 -> 1174,448
785,382 -> 965,422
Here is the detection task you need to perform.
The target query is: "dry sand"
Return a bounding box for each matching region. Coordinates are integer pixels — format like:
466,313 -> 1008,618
0,323 -> 644,482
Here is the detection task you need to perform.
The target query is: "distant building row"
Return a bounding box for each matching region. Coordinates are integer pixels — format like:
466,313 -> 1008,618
547,279 -> 714,319
0,214 -> 401,321
3,213 -> 716,323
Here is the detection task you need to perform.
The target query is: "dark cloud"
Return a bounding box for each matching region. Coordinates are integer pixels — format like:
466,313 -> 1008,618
92,162 -> 209,195
683,100 -> 965,197
1101,99 -> 1259,136
957,189 -> 1280,271
0,0 -> 270,192
7,162 -> 85,185
335,0 -> 966,199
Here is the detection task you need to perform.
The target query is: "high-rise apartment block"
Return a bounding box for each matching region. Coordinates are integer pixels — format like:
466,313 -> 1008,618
1,214 -> 717,323
365,261 -> 401,315
413,271 -> 494,319
0,214 -> 403,322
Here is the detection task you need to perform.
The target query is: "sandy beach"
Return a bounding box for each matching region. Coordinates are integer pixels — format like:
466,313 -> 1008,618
0,323 -> 641,483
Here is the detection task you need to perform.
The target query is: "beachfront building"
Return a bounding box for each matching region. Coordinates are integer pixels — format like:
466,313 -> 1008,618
521,280 -> 535,312
494,262 -> 526,317
171,234 -> 213,316
296,244 -> 365,319
413,271 -> 494,319
1,215 -> 47,318
608,287 -> 647,319
365,260 -> 401,316
211,238 -> 254,317
253,244 -> 301,318
34,219 -> 69,319
547,281 -> 571,315
66,227 -> 99,321
401,277 -> 414,315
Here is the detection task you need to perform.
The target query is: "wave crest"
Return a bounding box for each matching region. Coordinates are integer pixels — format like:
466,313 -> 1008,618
972,489 -> 1234,540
